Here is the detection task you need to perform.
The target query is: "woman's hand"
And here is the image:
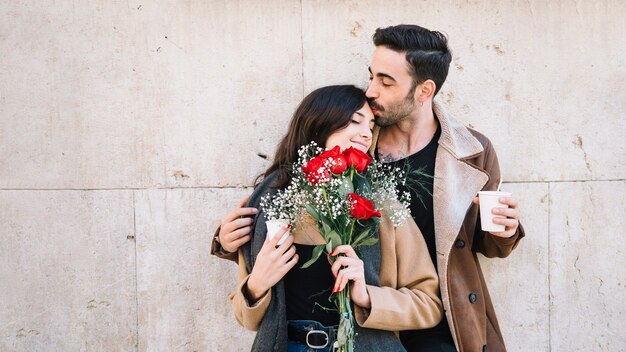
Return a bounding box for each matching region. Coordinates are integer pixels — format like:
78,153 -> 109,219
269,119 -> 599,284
218,196 -> 257,253
246,226 -> 298,303
330,245 -> 370,309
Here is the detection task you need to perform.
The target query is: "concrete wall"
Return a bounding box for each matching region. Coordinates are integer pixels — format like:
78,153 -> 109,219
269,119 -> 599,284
1,1 -> 624,351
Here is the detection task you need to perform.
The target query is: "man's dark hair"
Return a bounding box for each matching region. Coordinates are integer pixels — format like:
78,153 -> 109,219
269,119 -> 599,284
373,24 -> 452,96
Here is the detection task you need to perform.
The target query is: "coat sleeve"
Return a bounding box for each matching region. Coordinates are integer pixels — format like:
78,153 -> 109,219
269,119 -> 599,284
354,216 -> 443,330
230,249 -> 272,331
473,137 -> 525,258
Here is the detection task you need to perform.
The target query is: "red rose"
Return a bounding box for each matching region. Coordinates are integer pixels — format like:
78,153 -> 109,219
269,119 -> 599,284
320,146 -> 348,174
342,147 -> 372,173
347,193 -> 381,220
302,155 -> 330,184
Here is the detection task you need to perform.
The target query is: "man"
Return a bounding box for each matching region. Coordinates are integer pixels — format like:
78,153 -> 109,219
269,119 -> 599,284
212,25 -> 524,352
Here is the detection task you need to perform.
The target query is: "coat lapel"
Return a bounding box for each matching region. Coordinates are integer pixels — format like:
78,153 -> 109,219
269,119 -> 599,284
432,101 -> 489,349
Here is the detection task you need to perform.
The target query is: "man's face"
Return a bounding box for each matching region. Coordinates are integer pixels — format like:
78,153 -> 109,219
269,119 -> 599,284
366,46 -> 418,127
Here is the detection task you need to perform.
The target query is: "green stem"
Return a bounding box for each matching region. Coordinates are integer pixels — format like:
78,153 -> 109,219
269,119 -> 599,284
322,188 -> 333,220
335,284 -> 355,352
347,218 -> 355,244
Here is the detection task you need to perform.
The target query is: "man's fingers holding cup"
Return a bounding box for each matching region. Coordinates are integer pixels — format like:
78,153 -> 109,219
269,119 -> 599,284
498,196 -> 518,208
491,207 -> 519,220
492,217 -> 518,228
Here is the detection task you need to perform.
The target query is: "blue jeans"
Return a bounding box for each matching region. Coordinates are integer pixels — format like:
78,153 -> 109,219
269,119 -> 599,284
287,320 -> 337,352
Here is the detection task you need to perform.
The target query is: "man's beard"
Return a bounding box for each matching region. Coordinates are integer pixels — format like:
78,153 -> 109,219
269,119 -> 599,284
370,88 -> 418,127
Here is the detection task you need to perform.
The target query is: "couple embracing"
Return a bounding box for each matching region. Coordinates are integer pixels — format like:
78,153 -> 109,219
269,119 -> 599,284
212,24 -> 524,352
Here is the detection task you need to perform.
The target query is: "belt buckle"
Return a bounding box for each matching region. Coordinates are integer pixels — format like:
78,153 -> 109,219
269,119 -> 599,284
306,330 -> 329,349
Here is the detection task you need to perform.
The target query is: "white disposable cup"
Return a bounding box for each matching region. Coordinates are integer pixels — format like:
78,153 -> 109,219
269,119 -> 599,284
478,191 -> 512,232
266,219 -> 291,245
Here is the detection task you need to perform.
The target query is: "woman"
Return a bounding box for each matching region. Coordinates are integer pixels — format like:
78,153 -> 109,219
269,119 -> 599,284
231,85 -> 442,352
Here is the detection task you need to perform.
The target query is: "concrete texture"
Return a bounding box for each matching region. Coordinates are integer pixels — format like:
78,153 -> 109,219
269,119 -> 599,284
549,181 -> 626,351
1,1 -> 625,351
0,0 -> 302,189
135,187 -> 254,351
0,190 -> 136,351
479,183 -> 550,351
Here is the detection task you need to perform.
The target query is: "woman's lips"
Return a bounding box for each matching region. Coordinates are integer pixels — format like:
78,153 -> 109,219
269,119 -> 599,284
352,141 -> 369,151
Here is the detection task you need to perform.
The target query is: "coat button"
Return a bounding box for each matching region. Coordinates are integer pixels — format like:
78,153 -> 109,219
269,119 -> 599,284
483,345 -> 487,352
455,239 -> 465,248
469,293 -> 478,303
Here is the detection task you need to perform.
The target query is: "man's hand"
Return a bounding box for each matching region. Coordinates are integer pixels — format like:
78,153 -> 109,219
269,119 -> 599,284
246,226 -> 298,302
473,196 -> 520,238
219,196 -> 257,253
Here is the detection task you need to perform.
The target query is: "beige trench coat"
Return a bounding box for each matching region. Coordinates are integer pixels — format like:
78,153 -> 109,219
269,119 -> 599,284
231,210 -> 443,333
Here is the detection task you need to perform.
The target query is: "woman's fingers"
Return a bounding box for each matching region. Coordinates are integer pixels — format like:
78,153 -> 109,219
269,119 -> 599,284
330,245 -> 357,258
284,253 -> 299,271
333,268 -> 362,292
331,250 -> 364,289
275,227 -> 294,250
264,225 -> 291,249
330,255 -> 362,276
281,245 -> 297,263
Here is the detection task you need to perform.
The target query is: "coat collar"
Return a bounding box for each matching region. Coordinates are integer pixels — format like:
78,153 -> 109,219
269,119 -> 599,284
433,100 -> 484,160
432,100 -> 489,351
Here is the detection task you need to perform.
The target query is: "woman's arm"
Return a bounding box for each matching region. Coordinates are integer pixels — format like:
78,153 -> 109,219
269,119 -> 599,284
353,216 -> 443,331
230,226 -> 298,331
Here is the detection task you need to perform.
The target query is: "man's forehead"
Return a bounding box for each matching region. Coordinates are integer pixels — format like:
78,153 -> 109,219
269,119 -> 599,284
369,46 -> 410,75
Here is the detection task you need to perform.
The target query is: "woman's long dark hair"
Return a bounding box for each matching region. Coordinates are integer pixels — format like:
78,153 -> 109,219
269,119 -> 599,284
256,85 -> 367,189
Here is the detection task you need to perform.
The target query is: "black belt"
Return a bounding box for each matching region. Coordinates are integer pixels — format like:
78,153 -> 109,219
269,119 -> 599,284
288,324 -> 338,349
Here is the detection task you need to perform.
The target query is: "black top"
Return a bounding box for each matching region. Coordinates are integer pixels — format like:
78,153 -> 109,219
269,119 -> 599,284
382,126 -> 440,269
284,243 -> 338,327
376,124 -> 456,351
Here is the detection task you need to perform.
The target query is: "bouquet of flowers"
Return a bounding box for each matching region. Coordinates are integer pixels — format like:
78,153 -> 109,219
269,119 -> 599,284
260,142 -> 412,352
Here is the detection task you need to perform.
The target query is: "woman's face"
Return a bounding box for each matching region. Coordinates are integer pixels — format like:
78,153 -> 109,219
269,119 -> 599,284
325,103 -> 375,153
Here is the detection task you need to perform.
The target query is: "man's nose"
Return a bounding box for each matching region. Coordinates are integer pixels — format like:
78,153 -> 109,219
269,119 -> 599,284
365,83 -> 377,98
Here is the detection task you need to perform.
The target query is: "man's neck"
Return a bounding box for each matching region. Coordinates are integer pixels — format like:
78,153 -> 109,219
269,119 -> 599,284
378,104 -> 438,162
